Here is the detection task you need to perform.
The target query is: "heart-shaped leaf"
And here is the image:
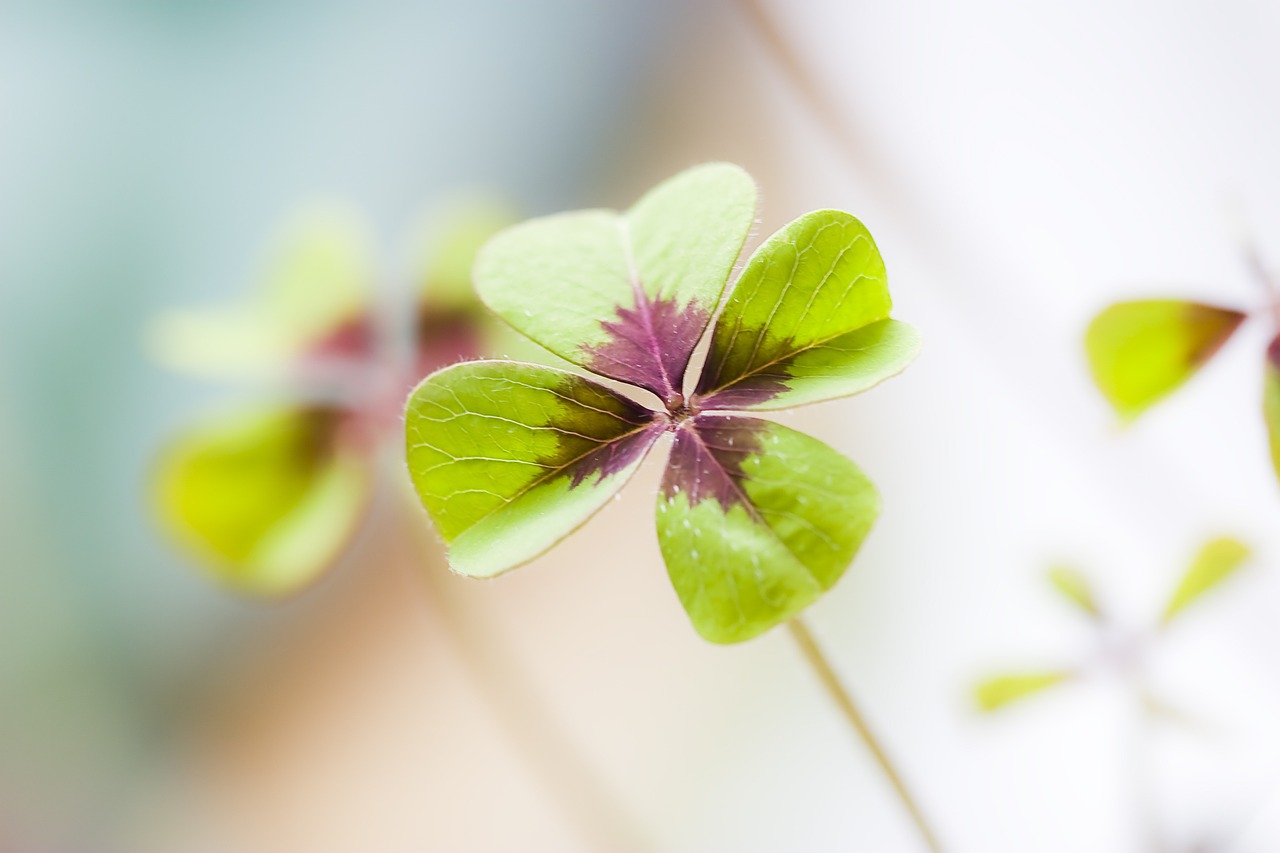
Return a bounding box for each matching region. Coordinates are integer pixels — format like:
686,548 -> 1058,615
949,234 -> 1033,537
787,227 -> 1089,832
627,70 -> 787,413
405,361 -> 663,577
696,210 -> 916,411
473,163 -> 757,404
656,416 -> 879,643
974,671 -> 1072,712
152,405 -> 371,596
1162,536 -> 1250,625
1084,300 -> 1245,421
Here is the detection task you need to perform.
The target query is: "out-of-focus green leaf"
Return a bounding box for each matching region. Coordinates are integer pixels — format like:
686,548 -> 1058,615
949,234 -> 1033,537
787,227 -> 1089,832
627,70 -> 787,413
150,204 -> 373,379
656,418 -> 879,643
404,361 -> 663,578
1162,536 -> 1251,625
1264,335 -> 1280,483
1047,565 -> 1101,618
1140,690 -> 1209,732
974,671 -> 1072,712
1084,300 -> 1245,420
696,210 -> 918,410
413,198 -> 517,310
153,405 -> 371,596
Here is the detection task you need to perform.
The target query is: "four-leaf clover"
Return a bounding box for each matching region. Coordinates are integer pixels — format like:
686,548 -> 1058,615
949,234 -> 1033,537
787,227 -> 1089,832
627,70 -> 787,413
404,164 -> 921,642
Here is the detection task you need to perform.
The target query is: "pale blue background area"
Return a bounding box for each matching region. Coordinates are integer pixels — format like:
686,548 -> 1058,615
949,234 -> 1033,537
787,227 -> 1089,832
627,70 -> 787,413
0,1 -> 682,845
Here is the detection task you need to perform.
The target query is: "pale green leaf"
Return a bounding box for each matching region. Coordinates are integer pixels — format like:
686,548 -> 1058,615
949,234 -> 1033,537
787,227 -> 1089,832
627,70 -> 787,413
974,671 -> 1072,712
152,405 -> 371,596
1084,300 -> 1245,421
473,163 -> 757,403
656,417 -> 879,643
405,361 -> 663,577
696,210 -> 908,410
150,203 -> 373,379
1162,536 -> 1251,625
411,198 -> 517,310
1265,335 -> 1280,483
1047,565 -> 1101,618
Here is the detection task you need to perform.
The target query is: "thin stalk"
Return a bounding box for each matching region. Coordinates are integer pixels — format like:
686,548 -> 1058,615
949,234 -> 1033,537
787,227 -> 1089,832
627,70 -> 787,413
788,618 -> 943,853
398,501 -> 650,852
1228,203 -> 1280,326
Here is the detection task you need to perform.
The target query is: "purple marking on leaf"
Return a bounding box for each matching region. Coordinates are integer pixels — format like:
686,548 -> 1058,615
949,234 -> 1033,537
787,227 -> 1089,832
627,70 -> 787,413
1184,303 -> 1246,366
696,371 -> 791,411
308,314 -> 377,362
582,289 -> 710,404
660,415 -> 767,511
415,304 -> 484,378
1267,332 -> 1280,369
568,419 -> 664,488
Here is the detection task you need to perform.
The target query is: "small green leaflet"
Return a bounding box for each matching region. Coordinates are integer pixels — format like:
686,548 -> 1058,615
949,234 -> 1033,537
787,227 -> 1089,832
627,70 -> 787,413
473,163 -> 756,405
1265,335 -> 1280,481
406,361 -> 662,578
1084,299 -> 1245,421
974,672 -> 1072,713
152,405 -> 371,596
656,418 -> 879,643
697,211 -> 921,410
405,163 -> 920,642
1046,566 -> 1100,619
1162,536 -> 1251,625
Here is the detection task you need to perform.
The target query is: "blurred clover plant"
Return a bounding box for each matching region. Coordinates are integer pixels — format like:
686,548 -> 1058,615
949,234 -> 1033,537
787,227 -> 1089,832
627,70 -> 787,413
975,537 -> 1251,713
1084,240 -> 1280,482
150,202 -> 656,851
151,201 -> 510,595
975,538 -> 1253,850
404,164 -> 940,850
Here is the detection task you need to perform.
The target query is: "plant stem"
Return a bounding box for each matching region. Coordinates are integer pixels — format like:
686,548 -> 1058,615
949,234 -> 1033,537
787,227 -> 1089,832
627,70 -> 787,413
788,618 -> 943,853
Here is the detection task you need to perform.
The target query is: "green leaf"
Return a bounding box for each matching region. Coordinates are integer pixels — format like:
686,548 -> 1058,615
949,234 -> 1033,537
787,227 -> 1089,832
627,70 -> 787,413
405,360 -> 664,577
1264,335 -> 1280,482
1084,300 -> 1245,420
149,204 -> 374,379
152,405 -> 371,596
413,198 -> 516,311
695,210 -> 909,410
1162,536 -> 1251,625
472,163 -> 757,403
656,417 -> 879,643
1047,565 -> 1101,618
974,672 -> 1072,712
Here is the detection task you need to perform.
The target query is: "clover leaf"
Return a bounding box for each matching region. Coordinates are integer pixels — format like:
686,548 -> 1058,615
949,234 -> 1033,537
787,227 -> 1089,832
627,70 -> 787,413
152,404 -> 372,595
405,163 -> 921,643
1160,535 -> 1250,626
974,671 -> 1073,712
1085,299 -> 1246,421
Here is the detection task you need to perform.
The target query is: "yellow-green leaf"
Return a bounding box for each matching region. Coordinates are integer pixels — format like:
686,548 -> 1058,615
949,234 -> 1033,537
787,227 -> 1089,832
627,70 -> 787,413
1047,565 -> 1101,618
1162,536 -> 1251,625
974,671 -> 1072,712
152,405 -> 371,596
1264,335 -> 1280,483
1084,300 -> 1245,420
